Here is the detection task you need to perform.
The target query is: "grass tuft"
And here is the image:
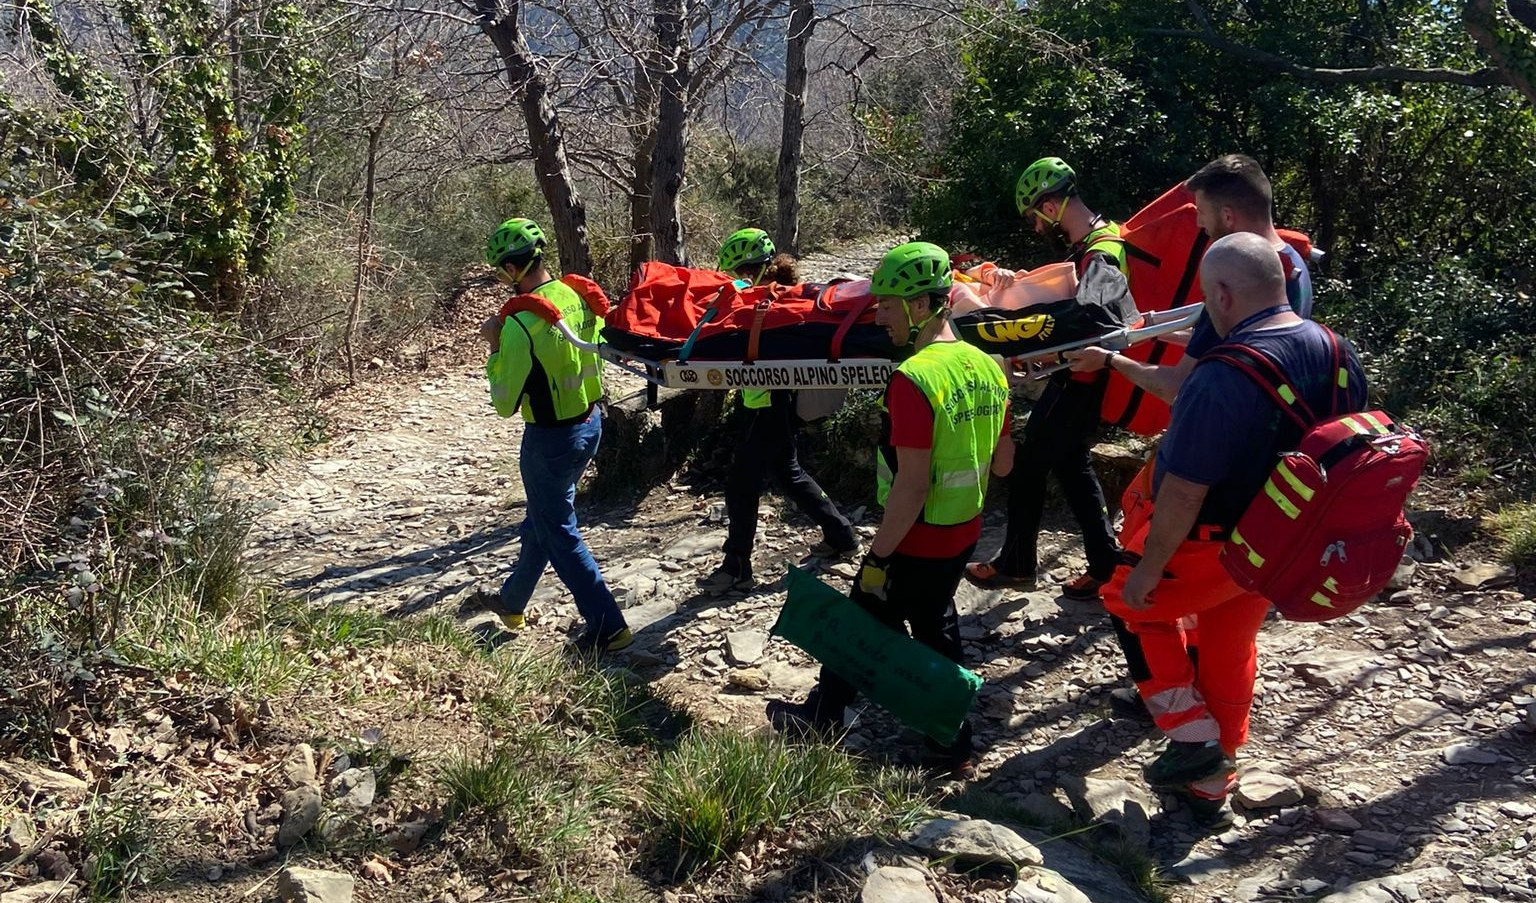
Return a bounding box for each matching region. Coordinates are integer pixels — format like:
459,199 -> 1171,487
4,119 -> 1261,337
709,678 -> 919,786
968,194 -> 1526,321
1489,502 -> 1536,568
438,734 -> 618,864
641,730 -> 922,876
79,794 -> 158,902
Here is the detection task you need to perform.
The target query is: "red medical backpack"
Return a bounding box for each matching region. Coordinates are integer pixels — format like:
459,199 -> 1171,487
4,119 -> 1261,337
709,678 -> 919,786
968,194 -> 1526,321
1205,330 -> 1428,622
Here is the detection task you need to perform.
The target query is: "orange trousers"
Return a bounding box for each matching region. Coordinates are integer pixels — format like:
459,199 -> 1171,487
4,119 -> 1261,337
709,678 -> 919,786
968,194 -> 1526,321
1102,466 -> 1270,758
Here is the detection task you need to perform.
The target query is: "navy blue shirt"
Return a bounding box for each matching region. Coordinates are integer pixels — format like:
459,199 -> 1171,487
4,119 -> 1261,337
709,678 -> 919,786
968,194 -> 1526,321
1156,318 -> 1366,529
1186,243 -> 1314,359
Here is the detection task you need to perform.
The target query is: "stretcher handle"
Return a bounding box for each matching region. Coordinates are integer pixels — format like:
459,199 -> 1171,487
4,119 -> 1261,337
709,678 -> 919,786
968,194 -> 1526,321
1010,302 -> 1205,380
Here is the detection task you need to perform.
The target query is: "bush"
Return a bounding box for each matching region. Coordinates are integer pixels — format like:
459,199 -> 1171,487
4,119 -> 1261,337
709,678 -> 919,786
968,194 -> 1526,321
1323,258 -> 1536,485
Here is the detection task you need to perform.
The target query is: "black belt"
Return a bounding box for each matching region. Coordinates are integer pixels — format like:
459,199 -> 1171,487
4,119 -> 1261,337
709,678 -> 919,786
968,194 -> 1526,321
528,402 -> 596,429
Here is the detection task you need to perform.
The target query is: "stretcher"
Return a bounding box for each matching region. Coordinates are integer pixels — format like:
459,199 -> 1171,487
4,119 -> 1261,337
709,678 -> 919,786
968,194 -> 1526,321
553,300 -> 1205,390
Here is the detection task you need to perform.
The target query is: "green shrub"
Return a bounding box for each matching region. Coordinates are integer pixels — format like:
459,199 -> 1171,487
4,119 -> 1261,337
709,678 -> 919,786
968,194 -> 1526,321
1323,258 -> 1536,484
805,389 -> 883,505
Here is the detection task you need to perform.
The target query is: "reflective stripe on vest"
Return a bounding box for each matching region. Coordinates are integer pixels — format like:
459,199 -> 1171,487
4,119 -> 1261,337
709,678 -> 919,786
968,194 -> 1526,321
877,341 -> 1009,526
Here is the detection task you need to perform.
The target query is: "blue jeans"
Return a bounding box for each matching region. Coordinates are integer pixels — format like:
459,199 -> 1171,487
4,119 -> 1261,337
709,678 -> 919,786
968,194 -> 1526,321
496,407 -> 626,638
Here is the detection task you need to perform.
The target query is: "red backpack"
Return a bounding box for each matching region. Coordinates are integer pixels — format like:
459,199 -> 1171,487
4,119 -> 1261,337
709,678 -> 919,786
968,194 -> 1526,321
1203,331 -> 1428,622
1101,183 -> 1316,436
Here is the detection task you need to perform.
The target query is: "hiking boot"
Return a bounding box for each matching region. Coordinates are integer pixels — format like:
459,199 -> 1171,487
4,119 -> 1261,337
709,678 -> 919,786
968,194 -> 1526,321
499,612 -> 527,633
697,558 -> 753,592
1108,686 -> 1155,725
809,539 -> 860,560
1144,740 -> 1235,789
964,561 -> 1037,590
569,626 -> 634,657
766,698 -> 840,738
1060,572 -> 1107,601
920,748 -> 978,782
1184,792 -> 1236,829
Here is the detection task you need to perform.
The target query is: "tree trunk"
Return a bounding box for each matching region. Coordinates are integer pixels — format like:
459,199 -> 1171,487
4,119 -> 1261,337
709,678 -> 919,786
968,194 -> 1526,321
477,0 -> 593,275
346,117 -> 386,384
650,0 -> 689,266
1464,0 -> 1536,109
776,0 -> 814,256
628,55 -> 657,275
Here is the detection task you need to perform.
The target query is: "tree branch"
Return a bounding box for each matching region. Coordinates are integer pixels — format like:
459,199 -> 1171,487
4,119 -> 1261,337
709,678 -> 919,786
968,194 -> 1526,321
1146,24 -> 1509,88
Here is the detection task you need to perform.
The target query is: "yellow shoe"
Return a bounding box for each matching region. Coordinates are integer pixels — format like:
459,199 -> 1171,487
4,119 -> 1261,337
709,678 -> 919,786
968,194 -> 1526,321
499,612 -> 526,632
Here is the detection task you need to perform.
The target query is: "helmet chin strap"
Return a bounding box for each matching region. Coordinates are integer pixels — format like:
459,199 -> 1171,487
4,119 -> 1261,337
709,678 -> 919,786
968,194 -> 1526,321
898,297 -> 944,346
507,254 -> 539,287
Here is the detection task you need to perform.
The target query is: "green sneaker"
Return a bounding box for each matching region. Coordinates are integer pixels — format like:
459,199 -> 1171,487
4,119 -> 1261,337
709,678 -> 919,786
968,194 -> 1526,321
499,613 -> 526,632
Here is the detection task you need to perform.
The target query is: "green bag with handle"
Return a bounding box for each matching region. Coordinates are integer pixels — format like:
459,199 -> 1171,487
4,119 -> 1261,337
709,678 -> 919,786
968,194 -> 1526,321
771,566 -> 983,745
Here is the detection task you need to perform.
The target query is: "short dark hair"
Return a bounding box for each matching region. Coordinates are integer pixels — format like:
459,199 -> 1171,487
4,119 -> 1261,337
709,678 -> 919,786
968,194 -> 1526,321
1186,154 -> 1273,222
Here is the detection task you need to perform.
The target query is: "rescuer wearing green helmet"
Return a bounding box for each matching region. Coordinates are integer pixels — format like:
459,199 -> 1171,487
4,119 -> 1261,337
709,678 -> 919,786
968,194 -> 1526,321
965,157 -> 1129,604
479,217 -> 631,657
699,228 -> 858,592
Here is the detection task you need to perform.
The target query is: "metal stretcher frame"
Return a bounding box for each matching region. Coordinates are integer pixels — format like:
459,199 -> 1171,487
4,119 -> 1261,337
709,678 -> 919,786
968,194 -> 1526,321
553,302 -> 1205,391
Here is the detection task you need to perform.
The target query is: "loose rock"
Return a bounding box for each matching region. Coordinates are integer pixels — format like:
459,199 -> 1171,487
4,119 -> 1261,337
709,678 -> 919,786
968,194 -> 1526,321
1442,743 -> 1500,766
1059,776 -> 1153,848
1449,562 -> 1517,590
860,866 -> 936,903
0,881 -> 79,903
1315,809 -> 1363,832
904,817 -> 1043,869
275,866 -> 355,903
284,743 -> 318,787
1235,771 -> 1303,810
329,767 -> 376,809
725,629 -> 767,666
1500,801 -> 1536,820
277,785 -> 323,847
1,816 -> 35,860
1009,866 -> 1093,903
1392,699 -> 1456,729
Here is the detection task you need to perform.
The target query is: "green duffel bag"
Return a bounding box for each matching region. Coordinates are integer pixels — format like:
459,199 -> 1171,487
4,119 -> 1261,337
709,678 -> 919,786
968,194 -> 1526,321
771,566 -> 983,745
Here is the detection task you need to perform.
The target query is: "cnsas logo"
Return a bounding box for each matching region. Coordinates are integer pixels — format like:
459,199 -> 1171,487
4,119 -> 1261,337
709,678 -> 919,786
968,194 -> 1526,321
975,315 -> 1054,346
679,369 -> 699,383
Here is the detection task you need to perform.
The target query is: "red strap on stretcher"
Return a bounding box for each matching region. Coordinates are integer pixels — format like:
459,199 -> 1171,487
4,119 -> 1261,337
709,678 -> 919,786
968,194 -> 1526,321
827,284 -> 876,363
744,296 -> 773,364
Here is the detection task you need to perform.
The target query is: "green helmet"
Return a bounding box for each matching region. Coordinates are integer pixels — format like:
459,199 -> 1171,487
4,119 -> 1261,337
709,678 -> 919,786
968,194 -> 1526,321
871,241 -> 953,300
718,228 -> 776,272
1015,157 -> 1077,215
486,218 -> 547,268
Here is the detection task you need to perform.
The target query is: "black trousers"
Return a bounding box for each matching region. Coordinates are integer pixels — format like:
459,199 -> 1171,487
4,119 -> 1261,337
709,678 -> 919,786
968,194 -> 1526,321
994,376 -> 1119,581
722,391 -> 855,568
809,544 -> 975,759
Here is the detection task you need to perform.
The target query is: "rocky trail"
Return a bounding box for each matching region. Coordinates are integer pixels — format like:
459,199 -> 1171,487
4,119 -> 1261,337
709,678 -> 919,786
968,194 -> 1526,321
217,244 -> 1536,903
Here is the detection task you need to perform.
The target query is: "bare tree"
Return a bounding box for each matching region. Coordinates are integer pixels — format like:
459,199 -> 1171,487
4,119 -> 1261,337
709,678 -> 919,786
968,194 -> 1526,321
473,0 -> 593,275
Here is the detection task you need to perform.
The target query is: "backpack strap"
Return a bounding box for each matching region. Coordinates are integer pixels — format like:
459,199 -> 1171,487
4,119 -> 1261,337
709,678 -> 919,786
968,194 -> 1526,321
498,293 -> 564,323
1201,342 -> 1317,432
559,273 -> 611,318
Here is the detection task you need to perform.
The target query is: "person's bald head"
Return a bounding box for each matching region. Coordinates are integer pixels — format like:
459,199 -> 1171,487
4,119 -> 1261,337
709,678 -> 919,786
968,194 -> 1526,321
1201,232 -> 1288,337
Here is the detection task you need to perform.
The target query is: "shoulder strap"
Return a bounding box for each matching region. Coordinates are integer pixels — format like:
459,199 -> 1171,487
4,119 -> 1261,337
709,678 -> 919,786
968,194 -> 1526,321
559,273 -> 611,318
498,293 -> 564,324
1200,342 -> 1317,431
